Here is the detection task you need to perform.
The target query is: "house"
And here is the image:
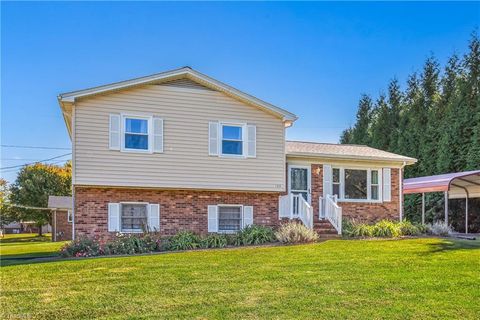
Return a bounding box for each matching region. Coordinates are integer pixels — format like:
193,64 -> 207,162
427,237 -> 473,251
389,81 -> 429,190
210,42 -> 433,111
48,196 -> 73,241
58,67 -> 416,241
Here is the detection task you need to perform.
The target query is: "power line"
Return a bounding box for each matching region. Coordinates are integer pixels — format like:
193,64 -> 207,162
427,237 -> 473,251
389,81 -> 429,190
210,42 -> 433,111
1,145 -> 71,150
0,153 -> 72,171
0,159 -> 70,175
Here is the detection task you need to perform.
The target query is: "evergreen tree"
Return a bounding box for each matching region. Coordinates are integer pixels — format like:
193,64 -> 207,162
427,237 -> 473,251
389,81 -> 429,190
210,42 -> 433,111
387,78 -> 403,152
370,94 -> 391,150
350,94 -> 373,145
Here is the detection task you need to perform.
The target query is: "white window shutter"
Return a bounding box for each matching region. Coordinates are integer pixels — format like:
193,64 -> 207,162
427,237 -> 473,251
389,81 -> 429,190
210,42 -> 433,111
243,206 -> 254,228
153,118 -> 164,153
246,125 -> 256,158
109,114 -> 121,150
207,205 -> 218,232
148,204 -> 160,232
208,122 -> 219,156
108,203 -> 120,232
383,168 -> 392,202
323,165 -> 333,198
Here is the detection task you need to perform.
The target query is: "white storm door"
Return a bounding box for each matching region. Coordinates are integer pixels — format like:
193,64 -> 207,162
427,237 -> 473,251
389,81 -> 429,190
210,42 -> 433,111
288,165 -> 311,203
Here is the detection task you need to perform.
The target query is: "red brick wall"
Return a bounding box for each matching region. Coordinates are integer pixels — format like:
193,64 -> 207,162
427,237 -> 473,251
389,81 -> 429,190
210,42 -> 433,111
74,187 -> 281,241
285,163 -> 401,223
53,210 -> 72,241
308,165 -> 401,223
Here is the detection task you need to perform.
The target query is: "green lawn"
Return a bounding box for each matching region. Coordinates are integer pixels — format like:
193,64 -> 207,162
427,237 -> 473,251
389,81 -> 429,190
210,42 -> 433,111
0,233 -> 67,266
1,237 -> 479,319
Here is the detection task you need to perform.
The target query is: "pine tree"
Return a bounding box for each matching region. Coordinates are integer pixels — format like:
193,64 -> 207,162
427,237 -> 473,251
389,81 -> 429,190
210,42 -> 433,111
350,94 -> 373,145
370,94 -> 391,150
387,78 -> 403,152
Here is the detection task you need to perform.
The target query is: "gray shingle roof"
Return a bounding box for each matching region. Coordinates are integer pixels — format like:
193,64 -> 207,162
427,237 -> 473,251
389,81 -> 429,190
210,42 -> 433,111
48,196 -> 72,209
286,141 -> 417,163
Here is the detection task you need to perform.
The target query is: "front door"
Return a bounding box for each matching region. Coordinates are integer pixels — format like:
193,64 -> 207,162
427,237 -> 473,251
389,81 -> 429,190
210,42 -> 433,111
288,165 -> 311,203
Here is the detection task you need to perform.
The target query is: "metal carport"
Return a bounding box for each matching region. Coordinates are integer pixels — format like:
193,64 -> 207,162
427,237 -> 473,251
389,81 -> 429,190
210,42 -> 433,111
403,170 -> 480,233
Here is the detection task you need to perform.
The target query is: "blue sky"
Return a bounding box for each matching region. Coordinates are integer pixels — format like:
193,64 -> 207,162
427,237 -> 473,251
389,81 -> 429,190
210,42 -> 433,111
1,2 -> 478,183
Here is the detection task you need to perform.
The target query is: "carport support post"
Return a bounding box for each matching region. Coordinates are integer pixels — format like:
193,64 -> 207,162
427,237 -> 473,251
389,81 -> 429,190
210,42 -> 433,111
444,191 -> 449,225
465,196 -> 468,234
421,193 -> 425,225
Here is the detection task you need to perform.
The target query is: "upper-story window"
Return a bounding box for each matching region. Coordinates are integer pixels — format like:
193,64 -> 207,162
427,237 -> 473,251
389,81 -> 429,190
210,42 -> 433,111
221,124 -> 243,156
124,117 -> 149,151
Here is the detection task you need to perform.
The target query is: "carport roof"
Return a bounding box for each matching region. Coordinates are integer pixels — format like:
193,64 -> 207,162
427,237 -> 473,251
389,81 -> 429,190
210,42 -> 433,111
403,170 -> 480,198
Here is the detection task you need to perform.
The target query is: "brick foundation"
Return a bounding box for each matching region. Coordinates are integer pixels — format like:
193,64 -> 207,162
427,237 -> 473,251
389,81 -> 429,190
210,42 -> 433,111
74,187 -> 281,241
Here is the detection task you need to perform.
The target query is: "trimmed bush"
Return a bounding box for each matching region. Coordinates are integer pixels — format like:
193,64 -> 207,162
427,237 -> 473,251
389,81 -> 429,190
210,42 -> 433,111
275,221 -> 319,244
166,231 -> 201,251
200,234 -> 228,249
235,225 -> 276,246
60,237 -> 101,257
398,221 -> 422,236
426,221 -> 452,236
372,220 -> 401,237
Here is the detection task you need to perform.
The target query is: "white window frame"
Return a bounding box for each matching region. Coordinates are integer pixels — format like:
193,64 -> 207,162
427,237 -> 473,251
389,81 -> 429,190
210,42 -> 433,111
121,114 -> 153,153
333,167 -> 383,203
217,204 -> 244,234
67,210 -> 73,223
219,122 -> 246,158
120,202 -> 149,233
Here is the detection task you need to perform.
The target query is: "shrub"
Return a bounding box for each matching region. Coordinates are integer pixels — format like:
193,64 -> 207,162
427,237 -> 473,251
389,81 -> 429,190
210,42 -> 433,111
426,221 -> 452,236
201,234 -> 228,249
342,218 -> 355,236
166,231 -> 201,251
398,221 -> 422,236
60,237 -> 101,257
350,223 -> 375,237
235,225 -> 276,245
372,220 -> 401,238
275,221 -> 319,244
102,234 -> 161,255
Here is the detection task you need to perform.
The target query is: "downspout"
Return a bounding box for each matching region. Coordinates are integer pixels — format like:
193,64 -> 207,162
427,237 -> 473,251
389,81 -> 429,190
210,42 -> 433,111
399,161 -> 406,222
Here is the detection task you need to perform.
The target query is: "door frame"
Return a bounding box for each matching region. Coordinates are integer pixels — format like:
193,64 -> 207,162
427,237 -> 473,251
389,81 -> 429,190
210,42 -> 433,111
288,164 -> 312,204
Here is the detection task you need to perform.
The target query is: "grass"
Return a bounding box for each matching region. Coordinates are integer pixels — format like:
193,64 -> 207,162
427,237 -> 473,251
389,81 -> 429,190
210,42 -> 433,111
0,233 -> 67,266
1,237 -> 479,319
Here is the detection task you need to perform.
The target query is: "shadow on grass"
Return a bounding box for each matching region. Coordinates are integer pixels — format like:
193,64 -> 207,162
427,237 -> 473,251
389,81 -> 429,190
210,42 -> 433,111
422,238 -> 480,255
0,235 -> 51,244
1,252 -> 60,267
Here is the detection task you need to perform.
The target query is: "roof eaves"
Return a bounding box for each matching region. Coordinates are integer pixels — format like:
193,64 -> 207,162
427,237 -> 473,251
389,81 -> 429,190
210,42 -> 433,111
286,151 -> 417,164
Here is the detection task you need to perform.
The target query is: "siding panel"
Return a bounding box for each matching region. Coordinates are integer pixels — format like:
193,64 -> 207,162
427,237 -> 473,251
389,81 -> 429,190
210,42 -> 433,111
74,85 -> 286,191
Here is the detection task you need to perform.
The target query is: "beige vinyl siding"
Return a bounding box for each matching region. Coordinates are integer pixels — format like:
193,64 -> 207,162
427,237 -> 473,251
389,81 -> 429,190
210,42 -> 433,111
74,84 -> 286,191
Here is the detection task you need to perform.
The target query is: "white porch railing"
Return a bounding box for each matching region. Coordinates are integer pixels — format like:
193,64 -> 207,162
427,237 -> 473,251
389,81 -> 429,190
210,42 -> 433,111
279,194 -> 313,229
319,195 -> 342,235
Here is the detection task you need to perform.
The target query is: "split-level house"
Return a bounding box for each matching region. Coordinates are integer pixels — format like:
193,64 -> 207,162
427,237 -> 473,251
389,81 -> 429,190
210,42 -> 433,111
58,67 -> 416,241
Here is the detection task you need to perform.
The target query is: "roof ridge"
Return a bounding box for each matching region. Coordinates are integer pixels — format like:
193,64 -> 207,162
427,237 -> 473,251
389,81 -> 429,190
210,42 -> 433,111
286,140 -> 368,147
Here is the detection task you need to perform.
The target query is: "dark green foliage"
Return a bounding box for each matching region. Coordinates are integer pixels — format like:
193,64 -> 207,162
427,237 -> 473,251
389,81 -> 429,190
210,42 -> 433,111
102,234 -> 161,255
341,33 -> 480,232
200,234 -> 228,248
233,225 -> 276,245
166,231 -> 201,251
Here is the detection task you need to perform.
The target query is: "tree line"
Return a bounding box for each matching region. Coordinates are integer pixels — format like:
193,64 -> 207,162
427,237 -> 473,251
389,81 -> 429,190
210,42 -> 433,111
340,33 -> 480,230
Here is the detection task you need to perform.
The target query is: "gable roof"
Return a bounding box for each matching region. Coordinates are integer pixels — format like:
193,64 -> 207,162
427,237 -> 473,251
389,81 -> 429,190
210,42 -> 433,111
48,196 -> 72,209
58,67 -> 297,136
286,140 -> 417,164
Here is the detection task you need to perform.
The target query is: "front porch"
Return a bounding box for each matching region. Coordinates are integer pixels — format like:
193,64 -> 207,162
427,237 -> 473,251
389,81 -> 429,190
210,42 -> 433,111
279,193 -> 342,237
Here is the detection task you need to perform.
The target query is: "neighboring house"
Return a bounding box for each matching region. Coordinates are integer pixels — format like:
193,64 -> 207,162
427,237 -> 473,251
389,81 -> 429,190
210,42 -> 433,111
58,67 -> 416,241
48,196 -> 73,241
1,222 -> 22,234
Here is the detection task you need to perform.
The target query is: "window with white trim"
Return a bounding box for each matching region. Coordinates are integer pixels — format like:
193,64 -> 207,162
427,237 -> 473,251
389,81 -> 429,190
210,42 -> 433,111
121,203 -> 148,232
333,168 -> 381,201
67,210 -> 73,223
218,206 -> 242,232
221,124 -> 243,156
124,117 -> 149,151
332,168 -> 340,197
371,170 -> 379,200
